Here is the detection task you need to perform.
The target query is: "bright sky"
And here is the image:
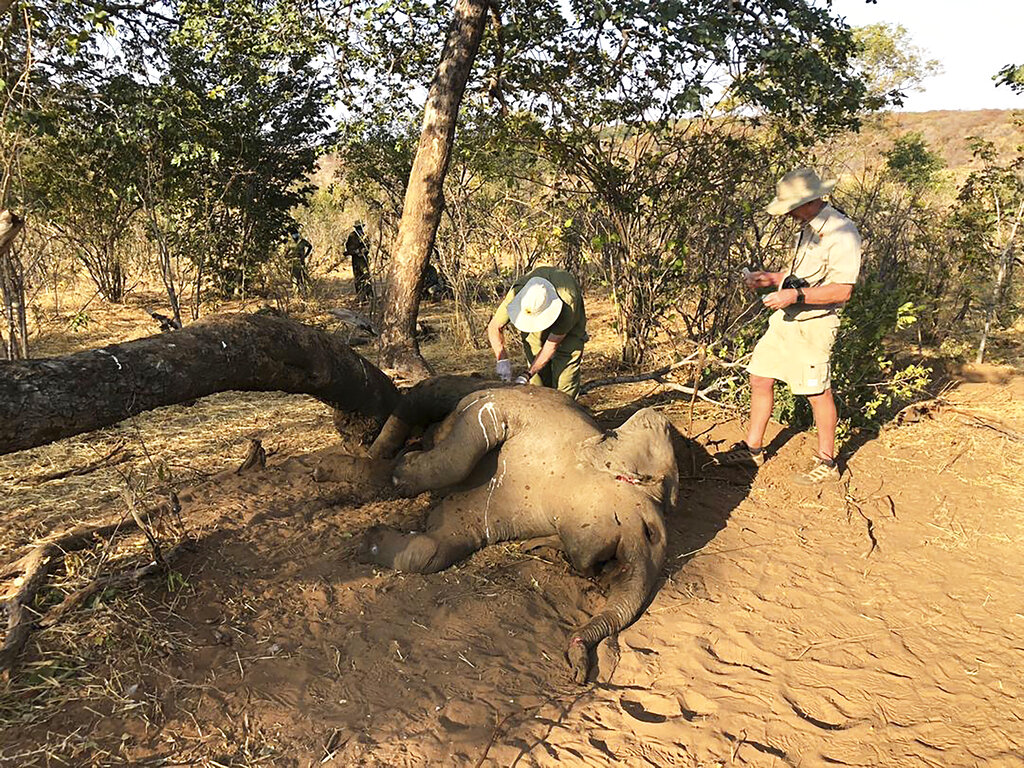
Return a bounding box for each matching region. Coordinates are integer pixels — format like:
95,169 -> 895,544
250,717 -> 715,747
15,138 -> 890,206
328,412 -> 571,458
830,0 -> 1024,112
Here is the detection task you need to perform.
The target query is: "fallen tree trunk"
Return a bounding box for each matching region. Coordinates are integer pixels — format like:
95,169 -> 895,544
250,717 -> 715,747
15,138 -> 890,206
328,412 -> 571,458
0,312 -> 400,456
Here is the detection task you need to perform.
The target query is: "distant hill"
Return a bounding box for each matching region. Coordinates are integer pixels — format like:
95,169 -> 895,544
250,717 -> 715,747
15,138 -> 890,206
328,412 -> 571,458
822,109 -> 1023,178
316,110 -> 1022,195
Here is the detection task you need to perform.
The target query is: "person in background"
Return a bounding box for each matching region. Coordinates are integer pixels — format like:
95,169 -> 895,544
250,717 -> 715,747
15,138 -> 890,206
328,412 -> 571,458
487,264 -> 587,398
421,259 -> 451,300
715,167 -> 862,485
289,230 -> 313,292
345,222 -> 372,301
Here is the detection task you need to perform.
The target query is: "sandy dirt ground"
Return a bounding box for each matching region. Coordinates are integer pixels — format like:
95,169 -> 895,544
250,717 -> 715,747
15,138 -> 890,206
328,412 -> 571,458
2,366 -> 1022,767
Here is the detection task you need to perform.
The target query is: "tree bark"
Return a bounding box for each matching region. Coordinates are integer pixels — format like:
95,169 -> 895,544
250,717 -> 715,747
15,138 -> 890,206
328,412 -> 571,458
377,0 -> 491,379
0,210 -> 27,360
0,312 -> 401,456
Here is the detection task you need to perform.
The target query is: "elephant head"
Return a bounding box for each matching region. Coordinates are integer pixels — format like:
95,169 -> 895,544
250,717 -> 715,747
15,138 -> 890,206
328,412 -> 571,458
575,407 -> 679,513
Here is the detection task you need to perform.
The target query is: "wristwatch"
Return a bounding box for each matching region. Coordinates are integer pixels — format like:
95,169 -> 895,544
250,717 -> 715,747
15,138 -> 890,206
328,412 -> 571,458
795,287 -> 806,304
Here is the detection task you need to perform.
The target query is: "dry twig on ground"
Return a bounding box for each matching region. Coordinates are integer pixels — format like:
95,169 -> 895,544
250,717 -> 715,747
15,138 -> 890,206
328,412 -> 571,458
27,442 -> 132,484
894,399 -> 1024,442
0,495 -> 181,677
580,349 -> 743,410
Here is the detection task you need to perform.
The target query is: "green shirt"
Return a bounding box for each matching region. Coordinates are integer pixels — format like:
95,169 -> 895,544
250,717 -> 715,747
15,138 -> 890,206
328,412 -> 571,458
491,266 -> 587,352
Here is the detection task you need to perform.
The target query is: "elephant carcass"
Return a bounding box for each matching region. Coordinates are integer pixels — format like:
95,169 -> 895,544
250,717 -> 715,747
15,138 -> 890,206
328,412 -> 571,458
361,385 -> 678,683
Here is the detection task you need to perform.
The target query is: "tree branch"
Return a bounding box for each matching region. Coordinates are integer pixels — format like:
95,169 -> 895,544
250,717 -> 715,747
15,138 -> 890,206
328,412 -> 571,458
0,313 -> 400,456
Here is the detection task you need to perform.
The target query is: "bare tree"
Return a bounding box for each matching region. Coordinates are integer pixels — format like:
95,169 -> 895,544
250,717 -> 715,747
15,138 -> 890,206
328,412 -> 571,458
377,0 -> 491,378
977,199 -> 1023,363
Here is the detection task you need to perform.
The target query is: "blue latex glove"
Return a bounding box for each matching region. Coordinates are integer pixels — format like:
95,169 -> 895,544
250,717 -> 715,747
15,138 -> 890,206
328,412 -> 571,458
495,358 -> 513,382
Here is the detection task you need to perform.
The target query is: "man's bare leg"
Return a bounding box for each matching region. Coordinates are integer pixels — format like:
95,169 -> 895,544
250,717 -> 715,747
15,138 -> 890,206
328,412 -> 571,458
745,374 -> 776,450
806,388 -> 838,461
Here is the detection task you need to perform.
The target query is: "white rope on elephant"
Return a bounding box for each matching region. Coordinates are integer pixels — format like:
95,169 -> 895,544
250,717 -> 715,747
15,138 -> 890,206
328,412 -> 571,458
477,401 -> 502,450
458,393 -> 489,415
483,457 -> 507,543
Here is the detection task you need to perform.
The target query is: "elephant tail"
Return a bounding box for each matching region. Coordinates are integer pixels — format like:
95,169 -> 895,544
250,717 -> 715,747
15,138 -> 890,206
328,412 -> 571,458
566,508 -> 667,683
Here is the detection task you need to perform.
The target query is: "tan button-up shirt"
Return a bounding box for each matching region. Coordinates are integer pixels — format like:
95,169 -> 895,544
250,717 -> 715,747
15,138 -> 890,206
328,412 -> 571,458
785,204 -> 862,320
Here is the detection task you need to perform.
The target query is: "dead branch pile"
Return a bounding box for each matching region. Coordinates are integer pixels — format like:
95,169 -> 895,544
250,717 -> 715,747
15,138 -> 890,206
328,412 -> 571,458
0,495 -> 183,678
893,399 -> 1024,442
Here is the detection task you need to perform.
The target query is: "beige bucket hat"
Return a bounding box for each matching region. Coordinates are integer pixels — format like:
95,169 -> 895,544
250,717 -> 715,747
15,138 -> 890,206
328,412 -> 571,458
765,167 -> 837,216
507,276 -> 563,333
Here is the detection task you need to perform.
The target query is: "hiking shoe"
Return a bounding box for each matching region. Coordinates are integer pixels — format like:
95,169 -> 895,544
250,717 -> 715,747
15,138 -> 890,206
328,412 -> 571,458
792,456 -> 840,486
713,441 -> 765,468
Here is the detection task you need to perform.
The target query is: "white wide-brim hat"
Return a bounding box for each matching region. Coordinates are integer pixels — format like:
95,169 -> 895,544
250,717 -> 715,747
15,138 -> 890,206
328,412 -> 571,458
507,277 -> 563,333
765,167 -> 837,216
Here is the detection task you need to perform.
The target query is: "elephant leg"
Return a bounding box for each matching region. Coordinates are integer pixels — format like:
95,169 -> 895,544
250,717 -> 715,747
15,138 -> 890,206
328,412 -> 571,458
393,394 -> 508,495
359,518 -> 484,573
311,455 -> 394,486
369,377 -> 502,460
522,534 -> 564,553
358,485 -> 546,572
368,415 -> 412,459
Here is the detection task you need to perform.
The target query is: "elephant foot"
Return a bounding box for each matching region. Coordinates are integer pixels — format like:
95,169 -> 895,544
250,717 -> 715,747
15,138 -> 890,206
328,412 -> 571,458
358,525 -> 439,573
566,635 -> 590,685
313,456 -> 395,488
391,451 -> 427,496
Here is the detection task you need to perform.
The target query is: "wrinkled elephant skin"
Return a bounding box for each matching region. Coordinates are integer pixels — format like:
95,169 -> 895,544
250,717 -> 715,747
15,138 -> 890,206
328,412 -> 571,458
361,385 -> 678,684
368,374 -> 507,459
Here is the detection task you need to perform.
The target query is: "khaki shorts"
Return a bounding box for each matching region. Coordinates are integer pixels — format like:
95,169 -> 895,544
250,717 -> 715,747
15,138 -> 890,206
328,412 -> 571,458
747,310 -> 840,396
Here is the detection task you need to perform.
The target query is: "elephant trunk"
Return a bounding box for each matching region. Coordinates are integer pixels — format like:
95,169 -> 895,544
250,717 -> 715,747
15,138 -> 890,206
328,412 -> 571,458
566,511 -> 666,684
572,562 -> 652,647
566,562 -> 653,684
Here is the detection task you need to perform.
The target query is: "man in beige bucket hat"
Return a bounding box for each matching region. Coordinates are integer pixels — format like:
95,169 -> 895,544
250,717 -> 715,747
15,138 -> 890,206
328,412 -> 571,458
487,265 -> 587,397
715,167 -> 862,484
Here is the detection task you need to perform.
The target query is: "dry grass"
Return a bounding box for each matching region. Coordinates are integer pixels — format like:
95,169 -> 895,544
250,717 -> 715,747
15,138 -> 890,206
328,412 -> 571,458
1,568 -> 199,765
0,392 -> 341,552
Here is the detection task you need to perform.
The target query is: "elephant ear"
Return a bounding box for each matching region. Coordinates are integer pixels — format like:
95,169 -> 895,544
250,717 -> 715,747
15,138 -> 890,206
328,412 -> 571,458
577,408 -> 678,492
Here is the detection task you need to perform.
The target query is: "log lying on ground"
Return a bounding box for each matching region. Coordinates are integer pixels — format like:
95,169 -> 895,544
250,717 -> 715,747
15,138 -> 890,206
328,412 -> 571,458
0,313 -> 400,456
